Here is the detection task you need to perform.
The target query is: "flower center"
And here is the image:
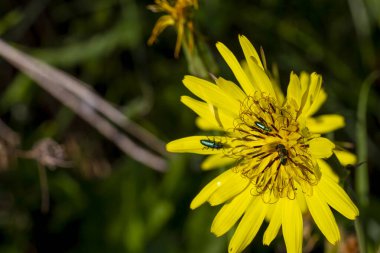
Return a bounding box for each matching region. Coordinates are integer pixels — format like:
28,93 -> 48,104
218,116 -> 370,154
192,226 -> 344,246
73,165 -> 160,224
228,93 -> 321,203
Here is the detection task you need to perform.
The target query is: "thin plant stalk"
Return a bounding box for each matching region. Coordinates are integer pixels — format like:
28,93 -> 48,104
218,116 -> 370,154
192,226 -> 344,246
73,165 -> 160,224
355,71 -> 379,206
355,71 -> 379,253
355,217 -> 366,253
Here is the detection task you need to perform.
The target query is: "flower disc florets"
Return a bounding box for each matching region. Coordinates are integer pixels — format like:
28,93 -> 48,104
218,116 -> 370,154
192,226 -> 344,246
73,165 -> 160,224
228,92 -> 321,202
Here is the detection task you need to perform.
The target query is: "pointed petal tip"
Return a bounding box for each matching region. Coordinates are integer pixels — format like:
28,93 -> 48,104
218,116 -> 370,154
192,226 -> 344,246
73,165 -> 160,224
348,208 -> 360,220
215,41 -> 224,48
238,34 -> 246,41
189,199 -> 202,210
210,227 -> 224,237
311,72 -> 321,78
262,233 -> 273,246
190,189 -> 210,210
182,74 -> 193,83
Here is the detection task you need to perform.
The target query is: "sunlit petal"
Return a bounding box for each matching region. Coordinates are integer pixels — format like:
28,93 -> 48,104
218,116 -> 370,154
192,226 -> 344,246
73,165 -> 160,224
183,75 -> 240,117
216,42 -> 256,95
308,137 -> 335,158
318,175 -> 359,220
334,150 -> 357,166
228,197 -> 268,253
306,114 -> 345,133
201,153 -> 236,170
263,199 -> 282,245
306,187 -> 340,244
190,169 -> 240,209
211,187 -> 254,236
166,136 -> 227,154
282,199 -> 303,253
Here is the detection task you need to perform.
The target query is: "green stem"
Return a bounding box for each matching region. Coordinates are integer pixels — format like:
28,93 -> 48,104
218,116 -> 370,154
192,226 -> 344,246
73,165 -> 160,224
355,71 -> 379,253
182,39 -> 209,78
354,218 -> 366,253
355,71 -> 379,207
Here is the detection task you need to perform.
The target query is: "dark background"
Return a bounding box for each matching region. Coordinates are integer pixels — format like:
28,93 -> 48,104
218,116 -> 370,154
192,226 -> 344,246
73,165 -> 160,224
0,0 -> 379,252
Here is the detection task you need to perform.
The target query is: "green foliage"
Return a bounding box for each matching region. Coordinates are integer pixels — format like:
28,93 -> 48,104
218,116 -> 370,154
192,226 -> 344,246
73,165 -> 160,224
0,0 -> 379,252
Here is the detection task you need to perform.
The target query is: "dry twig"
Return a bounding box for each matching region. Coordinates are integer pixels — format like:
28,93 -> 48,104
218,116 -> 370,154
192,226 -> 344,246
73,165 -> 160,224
0,39 -> 167,172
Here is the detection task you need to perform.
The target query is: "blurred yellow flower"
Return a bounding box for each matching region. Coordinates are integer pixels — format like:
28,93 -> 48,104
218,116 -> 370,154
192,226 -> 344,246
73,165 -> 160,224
147,0 -> 197,58
167,35 -> 359,253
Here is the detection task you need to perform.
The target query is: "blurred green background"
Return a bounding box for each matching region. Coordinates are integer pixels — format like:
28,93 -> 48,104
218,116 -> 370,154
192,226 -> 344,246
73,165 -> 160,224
0,0 -> 379,252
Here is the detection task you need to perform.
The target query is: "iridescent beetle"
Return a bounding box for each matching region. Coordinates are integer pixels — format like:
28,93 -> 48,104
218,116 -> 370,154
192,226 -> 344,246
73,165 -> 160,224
255,121 -> 272,133
200,138 -> 224,150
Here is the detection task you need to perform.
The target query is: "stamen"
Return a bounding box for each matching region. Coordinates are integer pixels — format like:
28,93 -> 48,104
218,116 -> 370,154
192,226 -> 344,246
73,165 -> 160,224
228,93 -> 321,201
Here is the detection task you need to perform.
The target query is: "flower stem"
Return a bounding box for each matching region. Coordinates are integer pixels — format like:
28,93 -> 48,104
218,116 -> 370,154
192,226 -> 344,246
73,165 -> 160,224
355,71 -> 379,206
354,217 -> 366,253
355,71 -> 379,253
182,39 -> 209,78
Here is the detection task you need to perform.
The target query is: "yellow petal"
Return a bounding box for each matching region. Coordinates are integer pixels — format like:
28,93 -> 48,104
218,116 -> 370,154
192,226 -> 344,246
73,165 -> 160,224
282,199 -> 303,253
265,201 -> 275,221
306,114 -> 345,133
318,175 -> 359,219
299,72 -> 310,96
147,15 -> 175,45
195,117 -> 221,131
308,137 -> 335,158
246,56 -> 276,98
181,95 -> 212,120
166,136 -> 226,154
211,187 -> 254,237
190,169 -> 236,209
215,77 -> 246,102
174,18 -> 184,57
201,153 -> 236,170
208,171 -> 250,206
238,35 -> 264,70
216,42 -> 256,95
303,73 -> 323,116
296,188 -> 308,213
228,197 -> 268,253
318,159 -> 339,183
305,187 -> 340,244
286,72 -> 302,109
263,199 -> 282,245
272,79 -> 285,104
183,75 -> 240,117
238,35 -> 276,98
181,96 -> 234,130
334,150 -> 357,166
307,88 -> 327,116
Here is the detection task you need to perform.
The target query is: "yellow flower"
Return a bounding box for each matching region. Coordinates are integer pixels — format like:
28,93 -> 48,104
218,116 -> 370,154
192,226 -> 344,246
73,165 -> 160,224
167,35 -> 359,253
147,0 -> 197,58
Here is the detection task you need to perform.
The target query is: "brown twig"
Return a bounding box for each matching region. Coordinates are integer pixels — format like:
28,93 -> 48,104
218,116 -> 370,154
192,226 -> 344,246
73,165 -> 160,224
0,118 -> 20,147
0,39 -> 166,155
0,39 -> 167,172
32,58 -> 167,156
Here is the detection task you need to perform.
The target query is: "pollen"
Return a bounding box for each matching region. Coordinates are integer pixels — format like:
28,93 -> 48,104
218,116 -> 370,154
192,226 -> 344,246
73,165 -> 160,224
229,92 -> 321,202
